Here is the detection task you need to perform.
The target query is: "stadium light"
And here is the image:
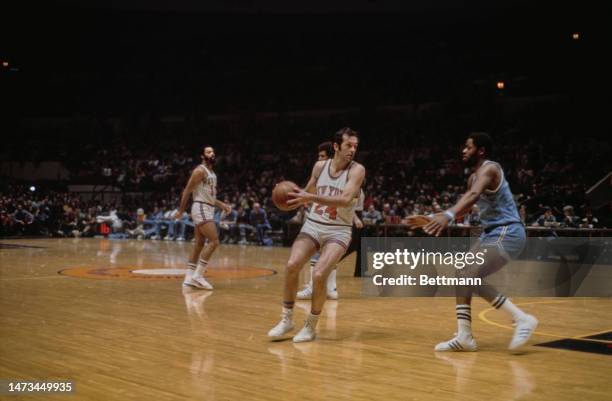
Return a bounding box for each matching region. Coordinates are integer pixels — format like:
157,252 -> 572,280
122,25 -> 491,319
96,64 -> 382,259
2,61 -> 8,67
496,81 -> 505,90
572,32 -> 580,40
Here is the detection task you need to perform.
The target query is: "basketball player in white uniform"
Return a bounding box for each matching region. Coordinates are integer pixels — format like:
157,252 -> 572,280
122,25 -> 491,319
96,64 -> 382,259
296,141 -> 339,300
268,128 -> 365,342
296,140 -> 364,299
176,146 -> 231,290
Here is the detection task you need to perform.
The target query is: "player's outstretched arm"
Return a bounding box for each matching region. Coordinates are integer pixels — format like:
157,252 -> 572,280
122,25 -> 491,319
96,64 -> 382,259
423,164 -> 496,236
288,163 -> 365,208
175,168 -> 205,219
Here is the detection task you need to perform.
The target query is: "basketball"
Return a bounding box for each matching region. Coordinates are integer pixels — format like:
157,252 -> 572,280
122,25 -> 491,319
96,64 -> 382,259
272,180 -> 298,211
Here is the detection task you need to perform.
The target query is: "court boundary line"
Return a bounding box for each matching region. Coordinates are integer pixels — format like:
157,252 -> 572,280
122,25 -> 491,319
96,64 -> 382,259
478,300 -> 612,344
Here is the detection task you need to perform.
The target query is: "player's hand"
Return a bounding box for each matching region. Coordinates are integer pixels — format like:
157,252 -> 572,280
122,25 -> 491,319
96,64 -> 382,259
422,213 -> 450,237
173,210 -> 184,220
221,203 -> 232,214
354,217 -> 364,229
286,188 -> 312,207
405,215 -> 432,229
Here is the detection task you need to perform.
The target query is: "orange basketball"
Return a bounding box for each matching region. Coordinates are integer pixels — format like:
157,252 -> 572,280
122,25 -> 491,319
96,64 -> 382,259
272,181 -> 298,211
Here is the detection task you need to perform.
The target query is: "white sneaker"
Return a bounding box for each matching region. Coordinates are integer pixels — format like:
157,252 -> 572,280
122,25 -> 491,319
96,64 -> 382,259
435,334 -> 478,352
327,288 -> 339,300
293,315 -> 318,343
164,236 -> 173,241
151,235 -> 161,240
509,314 -> 538,352
176,237 -> 185,241
268,311 -> 294,339
296,285 -> 313,300
183,276 -> 213,290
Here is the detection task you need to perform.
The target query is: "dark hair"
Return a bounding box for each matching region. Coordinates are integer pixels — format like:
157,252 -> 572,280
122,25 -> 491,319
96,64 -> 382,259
468,132 -> 494,156
201,145 -> 213,159
332,127 -> 359,148
317,141 -> 333,157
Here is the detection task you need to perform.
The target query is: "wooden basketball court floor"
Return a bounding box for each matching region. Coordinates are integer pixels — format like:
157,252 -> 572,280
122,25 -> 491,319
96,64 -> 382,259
0,238 -> 610,401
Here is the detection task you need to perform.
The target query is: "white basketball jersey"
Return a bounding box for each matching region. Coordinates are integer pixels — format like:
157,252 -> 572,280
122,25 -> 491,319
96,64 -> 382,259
307,159 -> 357,227
356,189 -> 365,212
193,165 -> 217,204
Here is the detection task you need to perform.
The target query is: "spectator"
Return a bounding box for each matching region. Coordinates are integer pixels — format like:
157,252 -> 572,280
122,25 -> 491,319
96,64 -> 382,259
127,208 -> 147,239
141,206 -> 165,239
12,205 -> 34,235
468,205 -> 481,226
1,208 -> 15,236
219,205 -> 238,243
164,208 -> 189,241
233,206 -> 254,245
250,202 -> 272,245
580,209 -> 599,229
96,209 -> 124,234
533,206 -> 558,227
561,205 -> 580,228
362,204 -> 382,225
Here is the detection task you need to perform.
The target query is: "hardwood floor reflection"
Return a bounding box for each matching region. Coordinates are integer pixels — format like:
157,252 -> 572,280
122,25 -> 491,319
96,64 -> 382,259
0,238 -> 610,401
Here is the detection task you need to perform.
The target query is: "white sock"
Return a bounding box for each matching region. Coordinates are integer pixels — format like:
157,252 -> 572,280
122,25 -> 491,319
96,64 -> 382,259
456,304 -> 472,338
306,313 -> 320,329
308,259 -> 316,287
492,295 -> 526,321
327,268 -> 337,292
185,262 -> 196,279
282,307 -> 294,320
194,259 -> 208,278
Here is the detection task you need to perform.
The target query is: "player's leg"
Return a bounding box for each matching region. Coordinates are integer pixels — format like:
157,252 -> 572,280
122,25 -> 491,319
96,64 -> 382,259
293,241 -> 346,343
298,236 -> 352,301
434,255 -> 484,352
296,252 -> 319,300
436,225 -> 536,352
191,221 -> 220,289
326,234 -> 357,299
183,223 -> 206,287
268,235 -> 318,339
476,225 -> 537,351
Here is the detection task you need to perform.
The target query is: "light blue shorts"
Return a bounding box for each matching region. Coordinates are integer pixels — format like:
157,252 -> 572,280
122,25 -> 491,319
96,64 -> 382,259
479,222 -> 526,260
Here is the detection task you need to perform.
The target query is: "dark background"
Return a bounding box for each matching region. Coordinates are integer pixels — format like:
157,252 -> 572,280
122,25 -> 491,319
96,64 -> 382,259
1,1 -> 611,237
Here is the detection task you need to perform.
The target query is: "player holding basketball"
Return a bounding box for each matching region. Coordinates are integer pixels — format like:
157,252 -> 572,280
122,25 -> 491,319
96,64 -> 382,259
297,141 -> 365,300
176,146 -> 231,290
268,128 -> 365,342
413,132 -> 538,352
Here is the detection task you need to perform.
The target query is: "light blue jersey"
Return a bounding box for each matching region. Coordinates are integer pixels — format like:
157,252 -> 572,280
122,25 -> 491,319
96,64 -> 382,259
474,160 -> 525,260
474,160 -> 522,229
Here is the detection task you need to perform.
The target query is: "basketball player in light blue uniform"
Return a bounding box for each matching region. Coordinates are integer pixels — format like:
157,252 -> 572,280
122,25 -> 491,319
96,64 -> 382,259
416,132 -> 538,352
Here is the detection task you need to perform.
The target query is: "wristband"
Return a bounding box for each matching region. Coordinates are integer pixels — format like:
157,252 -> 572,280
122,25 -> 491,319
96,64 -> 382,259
443,210 -> 455,221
